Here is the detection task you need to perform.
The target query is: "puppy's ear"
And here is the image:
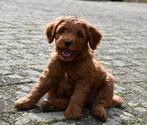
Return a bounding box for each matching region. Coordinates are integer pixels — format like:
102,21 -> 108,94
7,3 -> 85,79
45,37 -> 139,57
45,17 -> 65,43
45,22 -> 55,43
88,26 -> 102,50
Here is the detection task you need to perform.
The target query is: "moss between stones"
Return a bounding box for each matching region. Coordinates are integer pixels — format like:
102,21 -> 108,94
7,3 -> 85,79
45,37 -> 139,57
131,103 -> 144,108
121,121 -> 131,125
36,118 -> 59,125
37,122 -> 49,125
137,117 -> 146,124
115,92 -> 124,97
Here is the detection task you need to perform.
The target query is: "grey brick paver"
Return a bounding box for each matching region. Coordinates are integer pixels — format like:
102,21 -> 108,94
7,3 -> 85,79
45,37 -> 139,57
0,0 -> 147,124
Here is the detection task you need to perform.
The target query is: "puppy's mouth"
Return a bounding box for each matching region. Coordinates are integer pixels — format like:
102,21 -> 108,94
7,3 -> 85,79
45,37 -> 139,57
61,49 -> 72,58
57,48 -> 75,61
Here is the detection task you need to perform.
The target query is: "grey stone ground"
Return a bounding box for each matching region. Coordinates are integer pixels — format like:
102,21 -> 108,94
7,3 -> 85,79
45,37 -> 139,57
0,0 -> 147,124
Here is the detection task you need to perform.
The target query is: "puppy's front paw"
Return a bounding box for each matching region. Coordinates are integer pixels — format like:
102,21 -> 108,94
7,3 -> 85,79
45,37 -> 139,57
40,100 -> 54,111
64,105 -> 82,119
14,96 -> 35,110
92,105 -> 107,122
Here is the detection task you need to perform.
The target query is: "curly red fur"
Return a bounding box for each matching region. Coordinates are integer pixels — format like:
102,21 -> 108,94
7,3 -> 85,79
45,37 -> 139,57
14,16 -> 123,122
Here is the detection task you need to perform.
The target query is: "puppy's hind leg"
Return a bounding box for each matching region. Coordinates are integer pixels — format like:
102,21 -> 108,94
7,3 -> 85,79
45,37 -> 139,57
91,73 -> 114,122
111,95 -> 124,107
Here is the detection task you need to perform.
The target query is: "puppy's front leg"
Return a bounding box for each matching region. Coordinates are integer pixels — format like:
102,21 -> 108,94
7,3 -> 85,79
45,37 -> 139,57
64,80 -> 90,119
14,69 -> 53,110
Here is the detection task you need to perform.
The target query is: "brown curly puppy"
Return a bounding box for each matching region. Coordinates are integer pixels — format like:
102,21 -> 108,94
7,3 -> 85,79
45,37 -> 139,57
14,16 -> 123,122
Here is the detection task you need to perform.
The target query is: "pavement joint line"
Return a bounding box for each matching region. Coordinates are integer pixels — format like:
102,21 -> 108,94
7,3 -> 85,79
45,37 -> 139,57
0,80 -> 34,87
115,80 -> 147,84
124,106 -> 147,117
0,73 -> 15,76
0,111 -> 17,115
36,118 -> 69,125
112,73 -> 126,75
130,68 -> 147,75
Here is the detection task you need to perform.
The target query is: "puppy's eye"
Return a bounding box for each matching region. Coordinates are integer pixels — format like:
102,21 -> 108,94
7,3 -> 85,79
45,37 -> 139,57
57,28 -> 67,34
77,31 -> 83,38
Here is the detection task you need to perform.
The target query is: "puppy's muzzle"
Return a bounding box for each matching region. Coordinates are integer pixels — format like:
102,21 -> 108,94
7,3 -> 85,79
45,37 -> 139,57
64,40 -> 72,47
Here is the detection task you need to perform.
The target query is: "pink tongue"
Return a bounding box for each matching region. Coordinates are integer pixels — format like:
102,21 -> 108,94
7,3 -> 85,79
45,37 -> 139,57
62,49 -> 71,57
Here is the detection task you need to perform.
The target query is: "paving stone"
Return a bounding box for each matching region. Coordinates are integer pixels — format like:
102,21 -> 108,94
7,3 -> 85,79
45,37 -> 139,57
0,85 -> 17,112
0,121 -> 9,125
134,107 -> 147,116
15,112 -> 65,125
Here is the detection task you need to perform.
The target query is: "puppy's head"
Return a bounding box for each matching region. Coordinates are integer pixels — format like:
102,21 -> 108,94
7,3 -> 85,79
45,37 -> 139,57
45,16 -> 102,62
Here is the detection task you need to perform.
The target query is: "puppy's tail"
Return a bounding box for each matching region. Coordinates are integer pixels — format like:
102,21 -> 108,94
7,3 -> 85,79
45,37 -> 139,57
111,95 -> 124,107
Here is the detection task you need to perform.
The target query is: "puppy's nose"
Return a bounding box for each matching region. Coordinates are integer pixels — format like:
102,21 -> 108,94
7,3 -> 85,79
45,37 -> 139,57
64,40 -> 72,47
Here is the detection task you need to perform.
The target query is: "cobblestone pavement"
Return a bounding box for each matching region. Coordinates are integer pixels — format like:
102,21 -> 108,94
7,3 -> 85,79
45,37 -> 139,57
0,0 -> 147,124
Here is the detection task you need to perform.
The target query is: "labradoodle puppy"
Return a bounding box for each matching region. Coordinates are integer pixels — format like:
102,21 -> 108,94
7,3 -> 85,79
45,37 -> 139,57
14,16 -> 123,122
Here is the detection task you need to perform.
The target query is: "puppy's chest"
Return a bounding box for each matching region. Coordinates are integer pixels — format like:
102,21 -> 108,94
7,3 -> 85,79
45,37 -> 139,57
57,72 -> 76,98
